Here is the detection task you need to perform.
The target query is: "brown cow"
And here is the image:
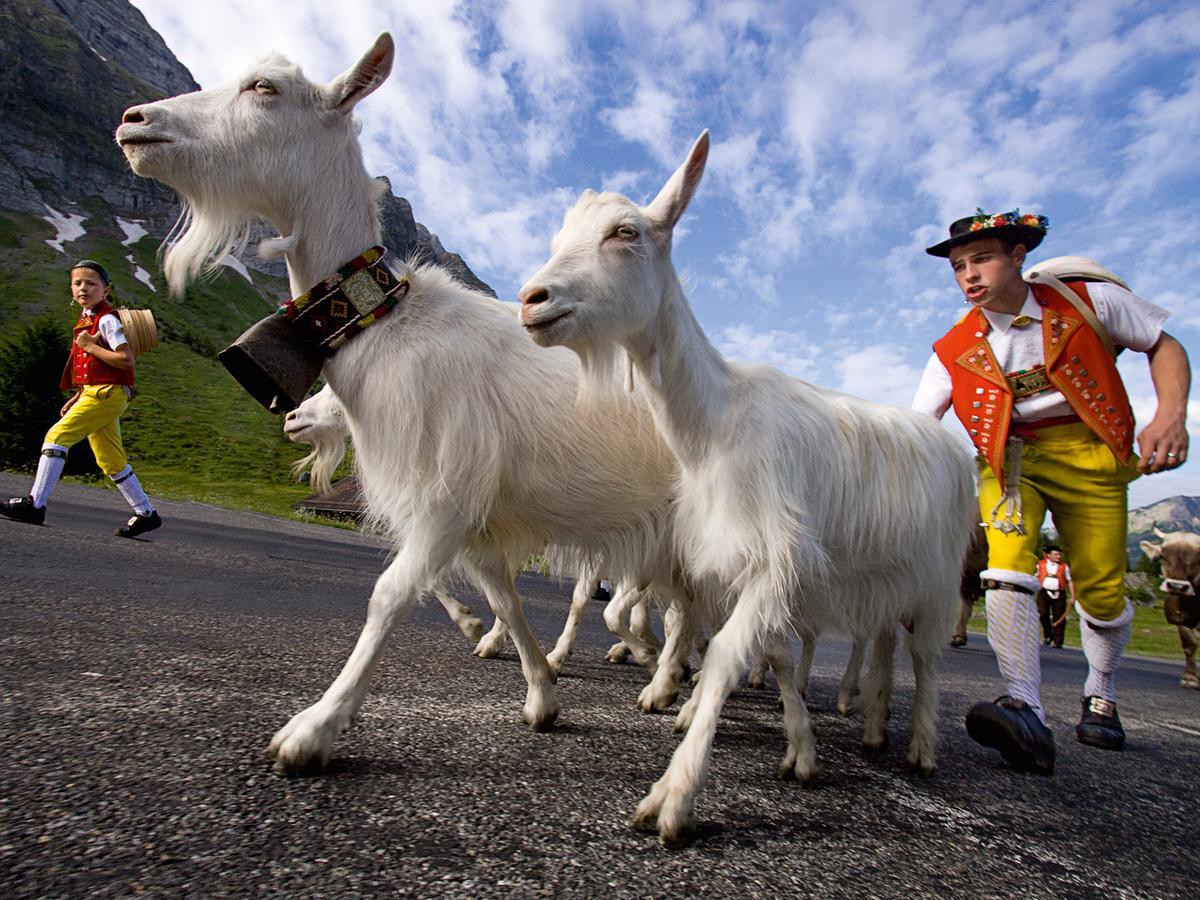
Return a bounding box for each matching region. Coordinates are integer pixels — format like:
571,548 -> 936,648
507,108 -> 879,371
950,524 -> 989,647
1139,527 -> 1200,690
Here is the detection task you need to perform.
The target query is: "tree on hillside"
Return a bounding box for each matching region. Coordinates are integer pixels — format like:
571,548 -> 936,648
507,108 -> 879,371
0,317 -> 97,476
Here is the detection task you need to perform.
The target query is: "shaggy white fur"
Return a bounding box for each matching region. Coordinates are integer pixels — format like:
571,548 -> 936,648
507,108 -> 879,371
284,384 -> 662,671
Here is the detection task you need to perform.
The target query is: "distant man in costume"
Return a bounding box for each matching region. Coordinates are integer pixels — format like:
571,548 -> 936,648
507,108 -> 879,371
1036,545 -> 1074,649
1,259 -> 162,537
912,210 -> 1190,773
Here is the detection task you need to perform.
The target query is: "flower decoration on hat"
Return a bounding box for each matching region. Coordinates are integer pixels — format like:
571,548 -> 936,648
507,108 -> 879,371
968,208 -> 1048,233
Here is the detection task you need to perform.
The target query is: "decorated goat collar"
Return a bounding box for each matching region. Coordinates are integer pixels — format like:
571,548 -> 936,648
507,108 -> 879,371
278,246 -> 409,355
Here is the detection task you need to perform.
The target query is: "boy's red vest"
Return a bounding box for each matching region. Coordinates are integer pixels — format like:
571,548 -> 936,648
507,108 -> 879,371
933,281 -> 1133,490
59,300 -> 135,391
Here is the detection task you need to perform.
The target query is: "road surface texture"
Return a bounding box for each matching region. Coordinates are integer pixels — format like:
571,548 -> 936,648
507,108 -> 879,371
1,473 -> 1197,897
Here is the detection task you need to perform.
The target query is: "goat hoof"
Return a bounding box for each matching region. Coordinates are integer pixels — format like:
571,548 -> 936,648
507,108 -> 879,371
521,705 -> 559,732
778,754 -> 821,784
658,822 -> 697,850
905,756 -> 936,779
460,619 -> 486,643
862,736 -> 889,759
1180,674 -> 1200,690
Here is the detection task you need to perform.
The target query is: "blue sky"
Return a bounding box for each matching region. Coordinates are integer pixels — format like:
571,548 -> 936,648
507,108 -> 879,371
131,0 -> 1199,508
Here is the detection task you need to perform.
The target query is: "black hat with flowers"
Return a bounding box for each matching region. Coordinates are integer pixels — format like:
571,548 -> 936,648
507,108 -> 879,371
926,208 -> 1049,258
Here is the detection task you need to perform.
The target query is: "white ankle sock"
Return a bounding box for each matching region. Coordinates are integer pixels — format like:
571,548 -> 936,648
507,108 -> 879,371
31,444 -> 69,508
985,588 -> 1045,721
1079,608 -> 1131,702
111,466 -> 154,516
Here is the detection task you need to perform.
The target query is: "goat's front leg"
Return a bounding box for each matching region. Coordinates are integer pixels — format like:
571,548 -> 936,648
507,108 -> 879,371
266,540 -> 447,775
431,587 -> 486,644
604,584 -> 660,671
473,617 -> 509,658
765,632 -> 819,782
794,623 -> 817,697
546,567 -> 600,675
1178,625 -> 1199,690
633,580 -> 766,847
860,628 -> 897,756
836,638 -> 865,716
905,614 -> 943,777
463,549 -> 560,731
638,593 -> 696,712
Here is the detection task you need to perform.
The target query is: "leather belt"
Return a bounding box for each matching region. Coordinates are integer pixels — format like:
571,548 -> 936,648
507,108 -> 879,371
982,578 -> 1034,595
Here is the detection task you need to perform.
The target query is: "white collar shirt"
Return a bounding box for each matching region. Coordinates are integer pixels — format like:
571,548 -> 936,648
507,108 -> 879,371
911,282 -> 1169,423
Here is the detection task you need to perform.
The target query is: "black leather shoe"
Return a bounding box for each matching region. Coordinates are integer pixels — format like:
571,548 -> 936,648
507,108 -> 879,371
1076,696 -> 1125,751
115,510 -> 162,538
966,696 -> 1055,775
1,496 -> 45,526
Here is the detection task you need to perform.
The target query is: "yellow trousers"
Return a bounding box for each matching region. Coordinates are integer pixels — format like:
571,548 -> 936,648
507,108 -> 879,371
978,422 -> 1139,623
45,384 -> 130,476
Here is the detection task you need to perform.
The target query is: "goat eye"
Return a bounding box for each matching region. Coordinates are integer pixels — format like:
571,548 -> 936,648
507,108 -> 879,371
614,225 -> 638,240
252,79 -> 277,95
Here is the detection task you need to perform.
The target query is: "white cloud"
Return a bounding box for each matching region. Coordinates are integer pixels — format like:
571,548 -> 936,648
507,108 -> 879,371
127,0 -> 1200,507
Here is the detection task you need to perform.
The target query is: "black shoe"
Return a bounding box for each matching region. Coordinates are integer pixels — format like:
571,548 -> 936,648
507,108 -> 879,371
949,634 -> 967,647
116,510 -> 162,538
966,696 -> 1055,775
1,496 -> 45,526
1076,696 -> 1125,751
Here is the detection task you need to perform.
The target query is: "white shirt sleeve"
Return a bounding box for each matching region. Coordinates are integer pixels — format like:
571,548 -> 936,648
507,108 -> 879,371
1085,282 -> 1170,353
910,353 -> 953,419
98,312 -> 128,350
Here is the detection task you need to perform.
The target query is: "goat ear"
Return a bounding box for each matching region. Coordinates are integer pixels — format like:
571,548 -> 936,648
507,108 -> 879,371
1139,540 -> 1162,560
644,130 -> 709,233
328,33 -> 395,113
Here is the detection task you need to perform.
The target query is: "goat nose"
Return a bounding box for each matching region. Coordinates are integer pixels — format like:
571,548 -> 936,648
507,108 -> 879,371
122,106 -> 147,124
519,285 -> 549,306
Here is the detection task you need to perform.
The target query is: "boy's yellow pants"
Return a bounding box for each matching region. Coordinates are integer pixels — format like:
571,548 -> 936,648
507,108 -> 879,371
45,384 -> 130,476
978,422 -> 1140,624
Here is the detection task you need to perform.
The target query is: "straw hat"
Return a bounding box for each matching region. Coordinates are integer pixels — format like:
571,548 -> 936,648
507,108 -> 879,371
117,307 -> 159,357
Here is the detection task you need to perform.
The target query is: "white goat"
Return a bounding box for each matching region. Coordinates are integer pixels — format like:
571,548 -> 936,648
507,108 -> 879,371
117,34 -> 696,775
284,383 -> 661,672
519,131 -> 976,846
284,384 -> 486,646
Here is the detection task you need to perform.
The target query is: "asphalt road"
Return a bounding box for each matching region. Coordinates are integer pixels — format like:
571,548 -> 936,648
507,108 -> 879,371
1,472 -> 1198,898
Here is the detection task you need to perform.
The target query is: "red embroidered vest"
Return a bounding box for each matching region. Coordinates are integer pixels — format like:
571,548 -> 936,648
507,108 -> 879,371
1036,559 -> 1069,584
59,300 -> 135,391
933,281 -> 1134,490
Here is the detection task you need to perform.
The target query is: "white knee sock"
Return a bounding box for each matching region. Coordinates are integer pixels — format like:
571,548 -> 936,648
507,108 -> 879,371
111,466 -> 154,516
31,444 -> 69,508
1078,602 -> 1132,702
985,588 -> 1045,721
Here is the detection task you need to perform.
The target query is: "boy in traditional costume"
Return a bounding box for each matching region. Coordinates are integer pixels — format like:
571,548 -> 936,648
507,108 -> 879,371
912,210 -> 1190,773
1,260 -> 162,538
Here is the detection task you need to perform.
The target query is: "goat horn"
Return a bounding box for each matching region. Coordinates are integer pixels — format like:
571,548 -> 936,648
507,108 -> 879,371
1153,524 -> 1169,540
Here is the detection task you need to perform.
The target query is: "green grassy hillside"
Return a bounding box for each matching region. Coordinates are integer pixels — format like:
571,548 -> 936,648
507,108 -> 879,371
0,205 -> 334,517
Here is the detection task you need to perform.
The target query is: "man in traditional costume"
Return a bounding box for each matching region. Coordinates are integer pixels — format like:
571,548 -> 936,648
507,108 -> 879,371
1,260 -> 162,538
1035,545 -> 1073,648
912,210 -> 1190,773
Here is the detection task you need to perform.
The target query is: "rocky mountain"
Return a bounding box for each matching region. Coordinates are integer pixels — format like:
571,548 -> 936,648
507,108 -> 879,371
0,0 -> 492,294
1129,495 -> 1200,538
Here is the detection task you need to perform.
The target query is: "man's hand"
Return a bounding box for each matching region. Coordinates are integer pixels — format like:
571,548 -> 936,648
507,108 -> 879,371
1137,414 -> 1188,474
74,331 -> 97,351
60,392 -> 80,417
1139,332 -> 1191,475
